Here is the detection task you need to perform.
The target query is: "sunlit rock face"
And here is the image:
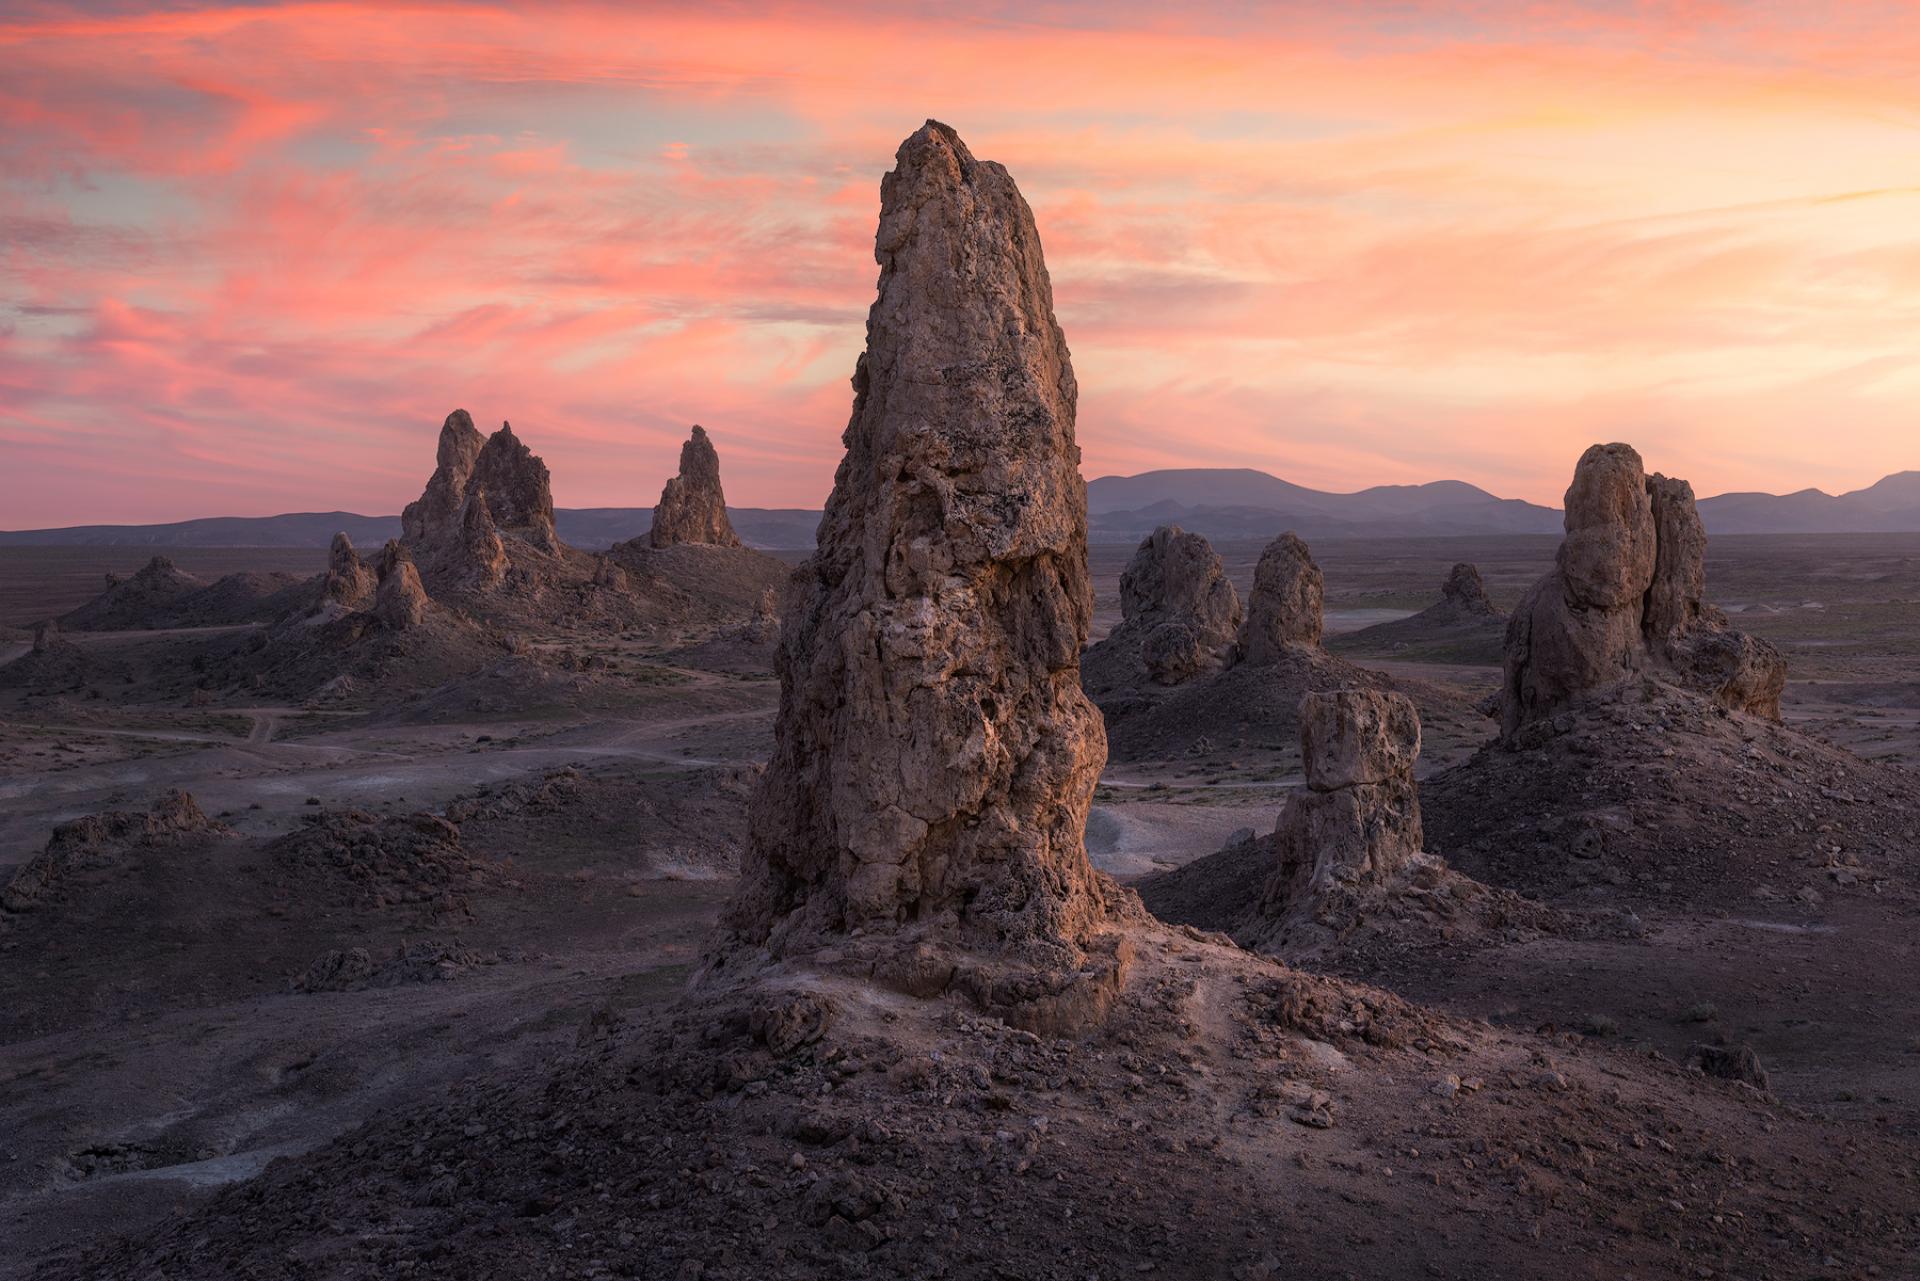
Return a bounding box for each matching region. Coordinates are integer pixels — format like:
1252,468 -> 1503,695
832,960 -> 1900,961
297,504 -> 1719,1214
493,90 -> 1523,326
720,121 -> 1128,1030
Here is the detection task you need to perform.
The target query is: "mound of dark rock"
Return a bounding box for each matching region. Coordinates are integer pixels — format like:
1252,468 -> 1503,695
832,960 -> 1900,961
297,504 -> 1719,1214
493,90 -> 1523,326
1425,678 -> 1920,906
57,556 -> 204,630
292,938 -> 498,993
266,810 -> 508,918
2,791 -> 229,914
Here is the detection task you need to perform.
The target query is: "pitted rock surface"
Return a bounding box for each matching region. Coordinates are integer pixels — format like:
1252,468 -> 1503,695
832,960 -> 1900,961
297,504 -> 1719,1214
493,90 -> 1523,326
648,425 -> 742,548
718,121 -> 1127,1028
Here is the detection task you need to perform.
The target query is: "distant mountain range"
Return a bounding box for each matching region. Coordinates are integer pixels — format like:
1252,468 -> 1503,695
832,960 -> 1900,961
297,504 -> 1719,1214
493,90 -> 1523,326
1085,470 -> 1563,541
3,468 -> 1915,549
1695,471 -> 1920,534
0,508 -> 823,552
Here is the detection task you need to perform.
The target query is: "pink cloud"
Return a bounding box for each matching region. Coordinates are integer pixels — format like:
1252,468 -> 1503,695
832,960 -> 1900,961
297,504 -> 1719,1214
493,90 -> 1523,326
3,1 -> 1919,526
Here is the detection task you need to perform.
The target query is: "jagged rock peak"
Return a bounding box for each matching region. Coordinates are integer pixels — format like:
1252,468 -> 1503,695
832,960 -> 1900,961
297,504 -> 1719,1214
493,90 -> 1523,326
648,425 -> 742,548
1500,443 -> 1784,740
470,422 -> 558,551
719,120 -> 1126,1030
1441,563 -> 1497,614
401,410 -> 558,562
401,410 -> 487,545
1238,532 -> 1324,663
372,540 -> 429,631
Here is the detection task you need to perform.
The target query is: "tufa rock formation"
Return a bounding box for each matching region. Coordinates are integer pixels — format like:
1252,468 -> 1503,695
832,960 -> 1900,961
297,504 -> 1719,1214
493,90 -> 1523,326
1238,532 -> 1324,663
372,541 -> 429,631
648,425 -> 742,548
1440,563 -> 1498,617
718,121 -> 1128,1030
30,619 -> 58,654
401,411 -> 559,593
322,532 -> 377,608
1256,691 -> 1426,928
468,422 -> 558,551
402,409 -> 487,546
58,555 -> 204,630
1501,444 -> 1784,740
1329,560 -> 1507,664
1143,686 -> 1564,957
1084,525 -> 1240,689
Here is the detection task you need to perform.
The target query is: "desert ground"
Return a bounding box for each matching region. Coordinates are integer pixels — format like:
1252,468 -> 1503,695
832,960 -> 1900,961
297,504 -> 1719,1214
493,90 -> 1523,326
3,529 -> 1917,1278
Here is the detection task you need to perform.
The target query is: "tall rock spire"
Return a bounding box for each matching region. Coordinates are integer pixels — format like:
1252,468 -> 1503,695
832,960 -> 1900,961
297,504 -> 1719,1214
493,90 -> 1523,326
648,425 -> 742,548
721,121 -> 1125,1027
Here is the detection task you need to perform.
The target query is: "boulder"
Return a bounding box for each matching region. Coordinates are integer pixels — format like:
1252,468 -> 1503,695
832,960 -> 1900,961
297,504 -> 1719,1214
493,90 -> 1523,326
719,121 -> 1126,1030
648,425 -> 742,548
1238,532 -> 1323,663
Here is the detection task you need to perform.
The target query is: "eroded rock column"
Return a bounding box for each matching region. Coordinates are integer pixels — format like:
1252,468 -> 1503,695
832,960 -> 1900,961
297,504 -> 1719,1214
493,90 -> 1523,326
721,121 -> 1124,1028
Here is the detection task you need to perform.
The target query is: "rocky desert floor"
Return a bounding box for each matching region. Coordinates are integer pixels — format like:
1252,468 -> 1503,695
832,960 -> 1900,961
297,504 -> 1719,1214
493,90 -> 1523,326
3,533 -> 1918,1278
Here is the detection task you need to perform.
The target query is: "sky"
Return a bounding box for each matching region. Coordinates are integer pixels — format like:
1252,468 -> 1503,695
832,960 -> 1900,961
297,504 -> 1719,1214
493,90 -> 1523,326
3,1 -> 1919,527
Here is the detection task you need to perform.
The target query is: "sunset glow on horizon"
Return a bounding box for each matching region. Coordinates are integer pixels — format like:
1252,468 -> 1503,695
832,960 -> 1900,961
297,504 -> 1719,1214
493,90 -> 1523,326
5,1 -> 1920,527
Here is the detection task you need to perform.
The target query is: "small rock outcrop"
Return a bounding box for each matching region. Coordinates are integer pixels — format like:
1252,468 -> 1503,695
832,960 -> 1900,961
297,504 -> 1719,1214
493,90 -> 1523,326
1238,532 -> 1324,663
3,791 -> 228,914
1084,525 -> 1239,689
321,532 -> 377,608
1501,444 -> 1784,740
718,121 -> 1127,1030
372,541 -> 429,631
648,426 -> 742,548
58,555 -> 205,630
30,619 -> 58,653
